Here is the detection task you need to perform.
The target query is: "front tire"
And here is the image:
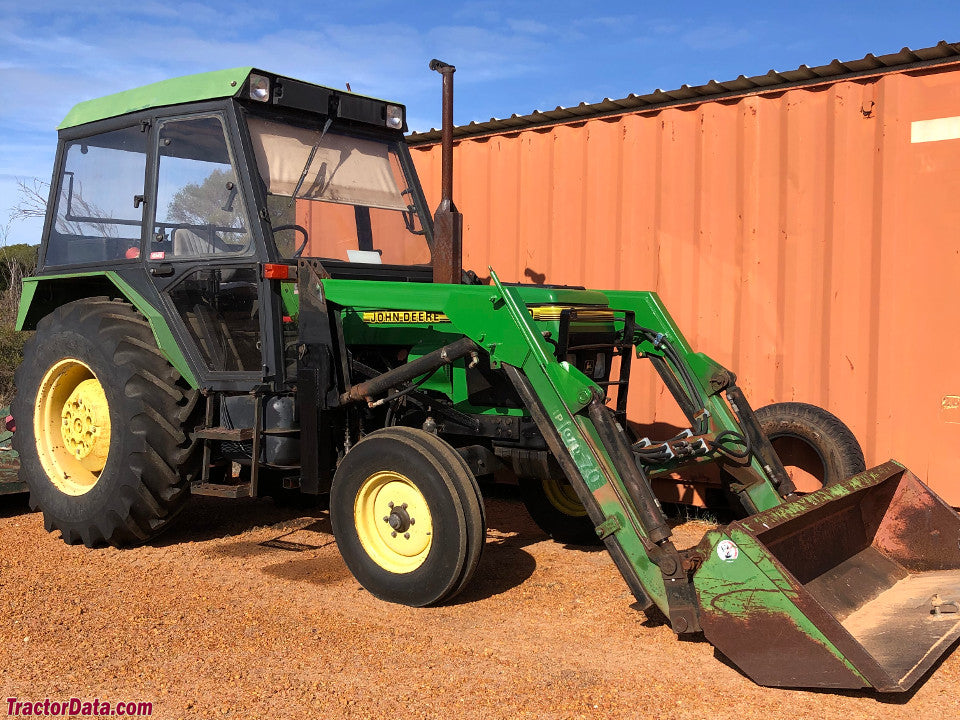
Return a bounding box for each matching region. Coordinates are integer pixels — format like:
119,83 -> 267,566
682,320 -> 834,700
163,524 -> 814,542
330,427 -> 485,607
12,298 -> 202,547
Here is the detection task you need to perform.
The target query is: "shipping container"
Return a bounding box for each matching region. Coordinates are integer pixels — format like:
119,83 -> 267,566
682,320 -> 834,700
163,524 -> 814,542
405,43 -> 960,505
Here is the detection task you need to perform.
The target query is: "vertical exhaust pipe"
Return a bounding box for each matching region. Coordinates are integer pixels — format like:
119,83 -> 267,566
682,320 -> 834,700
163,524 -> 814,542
429,59 -> 463,285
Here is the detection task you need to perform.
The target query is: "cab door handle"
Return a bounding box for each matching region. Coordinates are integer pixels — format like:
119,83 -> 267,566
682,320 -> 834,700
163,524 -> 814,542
150,263 -> 174,277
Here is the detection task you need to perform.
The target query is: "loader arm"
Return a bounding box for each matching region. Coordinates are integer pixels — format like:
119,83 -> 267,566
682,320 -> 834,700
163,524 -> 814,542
320,269 -> 960,691
602,289 -> 794,513
325,270 -> 795,630
484,271 -> 703,631
322,271 -> 710,625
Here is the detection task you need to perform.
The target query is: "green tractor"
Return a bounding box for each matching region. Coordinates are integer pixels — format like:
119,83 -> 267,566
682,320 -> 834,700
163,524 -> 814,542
12,63 -> 960,691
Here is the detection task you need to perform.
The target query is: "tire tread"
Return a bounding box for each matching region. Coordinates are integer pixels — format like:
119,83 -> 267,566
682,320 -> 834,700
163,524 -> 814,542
754,401 -> 865,488
12,297 -> 202,547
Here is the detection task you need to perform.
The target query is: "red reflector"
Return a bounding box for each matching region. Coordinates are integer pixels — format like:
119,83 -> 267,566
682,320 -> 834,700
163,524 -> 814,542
263,263 -> 290,280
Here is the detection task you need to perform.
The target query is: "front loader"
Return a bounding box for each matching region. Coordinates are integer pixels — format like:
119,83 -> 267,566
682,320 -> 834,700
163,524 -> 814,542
11,63 -> 960,692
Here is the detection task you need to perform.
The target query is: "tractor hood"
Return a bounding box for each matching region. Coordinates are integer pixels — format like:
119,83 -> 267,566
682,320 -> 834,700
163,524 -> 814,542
321,278 -> 612,311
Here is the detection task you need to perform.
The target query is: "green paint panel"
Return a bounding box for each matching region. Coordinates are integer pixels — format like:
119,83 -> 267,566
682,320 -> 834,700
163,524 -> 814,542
15,278 -> 38,331
322,279 -> 609,312
695,530 -> 867,687
15,272 -> 197,388
105,273 -> 197,387
280,283 -> 300,320
59,68 -> 253,129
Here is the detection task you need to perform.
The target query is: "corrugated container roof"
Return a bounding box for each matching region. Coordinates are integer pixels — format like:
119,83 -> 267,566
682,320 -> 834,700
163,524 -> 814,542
407,41 -> 960,144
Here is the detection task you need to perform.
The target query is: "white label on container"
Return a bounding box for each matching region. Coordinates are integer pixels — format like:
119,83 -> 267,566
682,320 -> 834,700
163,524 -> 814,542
911,117 -> 960,144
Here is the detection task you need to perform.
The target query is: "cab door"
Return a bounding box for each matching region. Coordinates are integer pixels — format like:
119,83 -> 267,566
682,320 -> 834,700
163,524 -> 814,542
146,112 -> 271,388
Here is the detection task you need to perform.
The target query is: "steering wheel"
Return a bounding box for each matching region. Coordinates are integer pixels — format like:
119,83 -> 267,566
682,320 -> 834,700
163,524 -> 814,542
272,223 -> 309,258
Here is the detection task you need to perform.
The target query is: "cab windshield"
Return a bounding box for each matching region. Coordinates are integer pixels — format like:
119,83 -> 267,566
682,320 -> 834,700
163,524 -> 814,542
246,115 -> 430,264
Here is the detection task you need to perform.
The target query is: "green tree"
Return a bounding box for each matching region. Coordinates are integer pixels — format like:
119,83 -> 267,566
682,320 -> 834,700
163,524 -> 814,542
166,168 -> 244,230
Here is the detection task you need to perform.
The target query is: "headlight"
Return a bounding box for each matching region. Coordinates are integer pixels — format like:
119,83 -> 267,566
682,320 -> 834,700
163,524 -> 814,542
249,73 -> 271,102
385,104 -> 404,129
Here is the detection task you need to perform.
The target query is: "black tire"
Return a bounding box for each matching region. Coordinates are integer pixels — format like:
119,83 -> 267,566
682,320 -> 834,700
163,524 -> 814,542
754,401 -> 865,494
12,298 -> 202,547
330,427 -> 485,607
517,474 -> 600,546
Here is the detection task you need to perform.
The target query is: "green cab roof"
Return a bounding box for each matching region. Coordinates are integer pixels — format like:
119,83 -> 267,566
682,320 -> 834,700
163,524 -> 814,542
59,67 -> 255,130
59,67 -> 408,135
58,67 -> 404,131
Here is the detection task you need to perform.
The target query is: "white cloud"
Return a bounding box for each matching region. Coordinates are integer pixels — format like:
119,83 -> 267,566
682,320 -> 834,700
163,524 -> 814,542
505,19 -> 552,35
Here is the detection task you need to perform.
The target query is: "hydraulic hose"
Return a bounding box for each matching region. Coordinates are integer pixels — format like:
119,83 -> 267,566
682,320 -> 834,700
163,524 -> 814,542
339,337 -> 478,405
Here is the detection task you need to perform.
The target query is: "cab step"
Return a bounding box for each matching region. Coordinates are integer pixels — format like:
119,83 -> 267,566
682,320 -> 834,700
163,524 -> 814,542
190,482 -> 252,498
194,427 -> 254,441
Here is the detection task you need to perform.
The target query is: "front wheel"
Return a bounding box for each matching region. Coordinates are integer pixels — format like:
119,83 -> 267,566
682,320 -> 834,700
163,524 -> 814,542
12,298 -> 202,547
330,427 -> 485,607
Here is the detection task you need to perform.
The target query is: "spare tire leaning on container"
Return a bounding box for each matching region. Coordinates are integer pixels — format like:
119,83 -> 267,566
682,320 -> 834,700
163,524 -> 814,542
753,401 -> 866,494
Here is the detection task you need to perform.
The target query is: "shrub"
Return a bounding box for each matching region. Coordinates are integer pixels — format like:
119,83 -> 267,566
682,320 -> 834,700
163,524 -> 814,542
0,254 -> 35,405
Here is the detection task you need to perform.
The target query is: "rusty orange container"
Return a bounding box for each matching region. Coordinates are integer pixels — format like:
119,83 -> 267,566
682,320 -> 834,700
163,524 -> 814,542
409,50 -> 960,505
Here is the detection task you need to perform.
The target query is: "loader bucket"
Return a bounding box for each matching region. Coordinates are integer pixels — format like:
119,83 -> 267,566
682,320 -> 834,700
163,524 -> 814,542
693,461 -> 960,691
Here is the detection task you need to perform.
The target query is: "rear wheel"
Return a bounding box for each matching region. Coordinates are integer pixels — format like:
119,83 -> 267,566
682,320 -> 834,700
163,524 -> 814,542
12,298 -> 202,546
517,474 -> 600,546
754,402 -> 865,494
330,427 -> 485,607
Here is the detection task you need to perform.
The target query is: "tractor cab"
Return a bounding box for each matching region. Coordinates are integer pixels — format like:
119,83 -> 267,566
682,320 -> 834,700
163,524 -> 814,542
35,68 -> 435,390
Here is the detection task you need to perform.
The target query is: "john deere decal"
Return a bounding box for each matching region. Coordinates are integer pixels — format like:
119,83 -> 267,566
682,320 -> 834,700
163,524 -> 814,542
362,310 -> 450,324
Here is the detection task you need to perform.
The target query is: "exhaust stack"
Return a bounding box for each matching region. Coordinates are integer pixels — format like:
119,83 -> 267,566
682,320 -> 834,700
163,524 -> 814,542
429,59 -> 462,285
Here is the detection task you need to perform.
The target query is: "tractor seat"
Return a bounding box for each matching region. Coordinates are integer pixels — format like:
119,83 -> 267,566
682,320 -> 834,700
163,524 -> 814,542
172,228 -> 212,256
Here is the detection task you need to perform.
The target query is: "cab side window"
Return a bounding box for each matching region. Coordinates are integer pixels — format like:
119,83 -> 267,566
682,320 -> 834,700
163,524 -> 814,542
44,126 -> 147,267
153,115 -> 250,259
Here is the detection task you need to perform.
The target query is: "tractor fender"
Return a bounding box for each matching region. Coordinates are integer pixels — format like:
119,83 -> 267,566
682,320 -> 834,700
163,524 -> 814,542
16,271 -> 197,388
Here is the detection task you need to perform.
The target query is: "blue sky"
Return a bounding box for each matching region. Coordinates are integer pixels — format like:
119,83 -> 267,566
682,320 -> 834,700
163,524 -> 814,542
1,1 -> 957,245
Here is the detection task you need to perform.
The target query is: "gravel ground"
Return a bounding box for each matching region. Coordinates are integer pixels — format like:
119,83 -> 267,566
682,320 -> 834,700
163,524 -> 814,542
1,488 -> 957,720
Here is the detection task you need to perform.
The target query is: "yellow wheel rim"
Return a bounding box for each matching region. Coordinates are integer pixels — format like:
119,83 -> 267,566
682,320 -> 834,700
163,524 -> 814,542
542,476 -> 588,517
34,358 -> 111,496
354,471 -> 433,573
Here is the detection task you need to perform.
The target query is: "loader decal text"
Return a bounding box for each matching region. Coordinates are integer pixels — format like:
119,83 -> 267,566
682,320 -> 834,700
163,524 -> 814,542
362,310 -> 450,324
555,414 -> 603,490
